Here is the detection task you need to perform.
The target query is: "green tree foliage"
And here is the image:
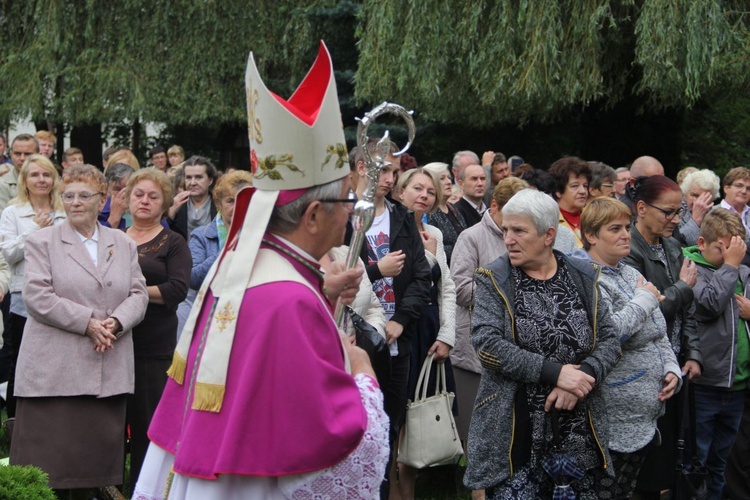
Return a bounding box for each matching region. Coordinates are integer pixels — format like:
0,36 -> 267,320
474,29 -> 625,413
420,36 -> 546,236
355,0 -> 750,126
0,0 -> 331,126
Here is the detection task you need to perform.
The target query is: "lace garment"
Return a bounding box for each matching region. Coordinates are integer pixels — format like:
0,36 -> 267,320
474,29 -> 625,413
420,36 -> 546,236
132,373 -> 389,500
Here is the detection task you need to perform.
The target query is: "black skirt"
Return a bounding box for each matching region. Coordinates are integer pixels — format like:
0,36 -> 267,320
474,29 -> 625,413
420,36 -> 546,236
10,394 -> 127,489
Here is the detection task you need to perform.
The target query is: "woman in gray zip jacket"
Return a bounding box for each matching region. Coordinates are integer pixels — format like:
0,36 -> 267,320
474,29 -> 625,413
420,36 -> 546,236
464,189 -> 621,498
576,197 -> 682,498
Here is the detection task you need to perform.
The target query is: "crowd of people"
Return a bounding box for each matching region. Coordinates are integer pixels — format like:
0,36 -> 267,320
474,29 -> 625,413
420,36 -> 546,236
0,45 -> 749,500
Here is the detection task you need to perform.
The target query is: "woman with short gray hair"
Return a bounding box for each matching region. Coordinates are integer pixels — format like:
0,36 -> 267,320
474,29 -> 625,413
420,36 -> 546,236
677,169 -> 720,246
465,188 -> 621,498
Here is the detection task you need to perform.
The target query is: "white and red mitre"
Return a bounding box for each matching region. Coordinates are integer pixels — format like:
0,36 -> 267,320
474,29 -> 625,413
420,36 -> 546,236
169,41 -> 350,412
248,41 -> 350,192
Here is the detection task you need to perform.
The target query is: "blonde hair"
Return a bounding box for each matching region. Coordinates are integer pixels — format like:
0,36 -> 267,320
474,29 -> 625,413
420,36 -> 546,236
492,177 -> 529,209
212,170 -> 253,210
104,149 -> 140,171
125,168 -> 175,218
168,145 -> 185,158
723,166 -> 750,187
34,130 -> 56,144
700,208 -> 746,243
397,167 -> 443,213
13,154 -> 63,211
580,197 -> 633,251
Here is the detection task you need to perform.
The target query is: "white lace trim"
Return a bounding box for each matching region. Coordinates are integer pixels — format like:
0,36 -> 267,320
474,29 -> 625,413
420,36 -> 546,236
132,374 -> 389,500
277,373 -> 390,499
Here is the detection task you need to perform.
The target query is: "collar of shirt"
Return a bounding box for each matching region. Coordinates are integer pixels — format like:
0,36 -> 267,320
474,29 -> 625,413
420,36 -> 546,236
720,199 -> 750,223
463,196 -> 486,213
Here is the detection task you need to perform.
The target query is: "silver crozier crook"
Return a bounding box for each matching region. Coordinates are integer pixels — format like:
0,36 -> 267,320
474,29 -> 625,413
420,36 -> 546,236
334,101 -> 416,329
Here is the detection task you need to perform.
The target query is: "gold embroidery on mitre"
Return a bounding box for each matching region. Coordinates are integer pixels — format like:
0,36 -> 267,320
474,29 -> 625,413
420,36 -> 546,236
254,153 -> 302,181
322,143 -> 349,170
214,303 -> 237,332
246,77 -> 263,144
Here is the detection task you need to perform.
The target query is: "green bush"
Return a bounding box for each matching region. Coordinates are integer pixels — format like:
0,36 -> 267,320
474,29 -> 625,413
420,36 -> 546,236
0,465 -> 56,500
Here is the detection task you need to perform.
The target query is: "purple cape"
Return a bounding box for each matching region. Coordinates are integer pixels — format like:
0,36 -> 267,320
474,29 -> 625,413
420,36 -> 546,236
147,237 -> 367,479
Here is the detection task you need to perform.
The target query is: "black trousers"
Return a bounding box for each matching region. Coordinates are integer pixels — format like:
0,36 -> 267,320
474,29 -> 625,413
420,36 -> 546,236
380,354 -> 409,499
6,313 -> 27,418
724,387 -> 750,499
126,356 -> 170,492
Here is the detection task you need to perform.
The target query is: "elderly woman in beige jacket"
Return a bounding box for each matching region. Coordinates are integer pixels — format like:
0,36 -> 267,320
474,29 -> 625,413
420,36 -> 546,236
9,165 -> 148,497
450,177 -> 529,446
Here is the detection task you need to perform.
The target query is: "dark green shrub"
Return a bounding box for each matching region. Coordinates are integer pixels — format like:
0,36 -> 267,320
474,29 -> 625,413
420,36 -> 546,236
0,465 -> 56,500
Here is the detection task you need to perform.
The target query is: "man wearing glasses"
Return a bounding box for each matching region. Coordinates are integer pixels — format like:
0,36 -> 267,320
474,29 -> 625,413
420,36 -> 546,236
0,134 -> 39,212
720,167 -> 750,251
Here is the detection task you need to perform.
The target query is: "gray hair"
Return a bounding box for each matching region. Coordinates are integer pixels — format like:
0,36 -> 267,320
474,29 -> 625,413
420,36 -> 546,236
588,161 -> 617,189
268,178 -> 346,234
681,169 -> 720,199
451,151 -> 479,171
614,166 -> 629,175
105,163 -> 135,184
502,189 -> 559,235
422,162 -> 450,177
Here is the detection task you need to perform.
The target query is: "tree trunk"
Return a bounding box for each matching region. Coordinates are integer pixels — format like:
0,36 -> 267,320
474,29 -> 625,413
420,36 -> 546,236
70,123 -> 103,170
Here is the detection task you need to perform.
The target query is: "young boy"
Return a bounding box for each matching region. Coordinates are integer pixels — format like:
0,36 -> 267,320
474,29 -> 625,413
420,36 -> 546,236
684,207 -> 750,498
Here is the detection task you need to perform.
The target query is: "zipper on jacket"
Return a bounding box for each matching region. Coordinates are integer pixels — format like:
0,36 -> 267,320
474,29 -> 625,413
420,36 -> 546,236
591,263 -> 602,350
729,299 -> 737,388
588,263 -> 609,468
587,405 -> 607,469
477,267 -> 517,474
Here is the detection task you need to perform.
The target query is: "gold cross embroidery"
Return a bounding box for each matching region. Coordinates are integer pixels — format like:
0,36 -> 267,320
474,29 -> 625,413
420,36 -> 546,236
214,303 -> 237,332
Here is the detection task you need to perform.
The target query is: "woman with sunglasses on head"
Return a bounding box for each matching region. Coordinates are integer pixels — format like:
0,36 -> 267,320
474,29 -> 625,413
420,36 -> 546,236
622,175 -> 702,499
394,167 -> 456,500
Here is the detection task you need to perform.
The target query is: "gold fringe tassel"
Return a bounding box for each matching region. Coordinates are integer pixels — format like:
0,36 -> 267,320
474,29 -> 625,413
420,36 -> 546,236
166,351 -> 187,385
192,382 -> 226,412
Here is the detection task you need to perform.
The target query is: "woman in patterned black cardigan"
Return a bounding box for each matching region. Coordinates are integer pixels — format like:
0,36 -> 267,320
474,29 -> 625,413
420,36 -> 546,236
464,189 -> 620,499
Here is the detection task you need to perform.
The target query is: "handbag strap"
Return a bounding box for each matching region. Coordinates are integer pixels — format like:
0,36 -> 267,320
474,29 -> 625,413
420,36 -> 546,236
413,354 -> 449,402
549,407 -> 562,449
414,354 -> 434,401
676,375 -> 692,467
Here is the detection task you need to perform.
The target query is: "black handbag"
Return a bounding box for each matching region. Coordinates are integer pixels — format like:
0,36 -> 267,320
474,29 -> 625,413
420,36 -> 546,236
671,376 -> 708,500
347,306 -> 387,356
347,307 -> 390,385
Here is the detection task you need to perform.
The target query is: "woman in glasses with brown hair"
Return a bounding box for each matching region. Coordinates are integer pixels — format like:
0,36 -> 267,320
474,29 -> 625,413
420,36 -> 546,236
622,174 -> 702,499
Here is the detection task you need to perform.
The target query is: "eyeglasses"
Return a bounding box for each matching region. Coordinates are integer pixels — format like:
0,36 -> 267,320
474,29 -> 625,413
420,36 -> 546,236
320,192 -> 357,206
600,183 -> 614,189
731,183 -> 750,191
645,202 -> 684,220
62,191 -> 100,203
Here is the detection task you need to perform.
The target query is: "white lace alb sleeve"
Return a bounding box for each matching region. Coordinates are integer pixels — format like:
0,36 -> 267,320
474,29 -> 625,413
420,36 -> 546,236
278,373 -> 389,499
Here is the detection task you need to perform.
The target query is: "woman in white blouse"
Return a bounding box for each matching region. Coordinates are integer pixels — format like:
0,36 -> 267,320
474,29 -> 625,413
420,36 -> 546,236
0,154 -> 66,422
394,167 -> 457,499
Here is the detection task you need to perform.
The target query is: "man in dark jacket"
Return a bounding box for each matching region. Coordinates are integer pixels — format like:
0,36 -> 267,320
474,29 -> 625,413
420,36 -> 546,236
453,163 -> 487,227
348,138 -> 431,498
